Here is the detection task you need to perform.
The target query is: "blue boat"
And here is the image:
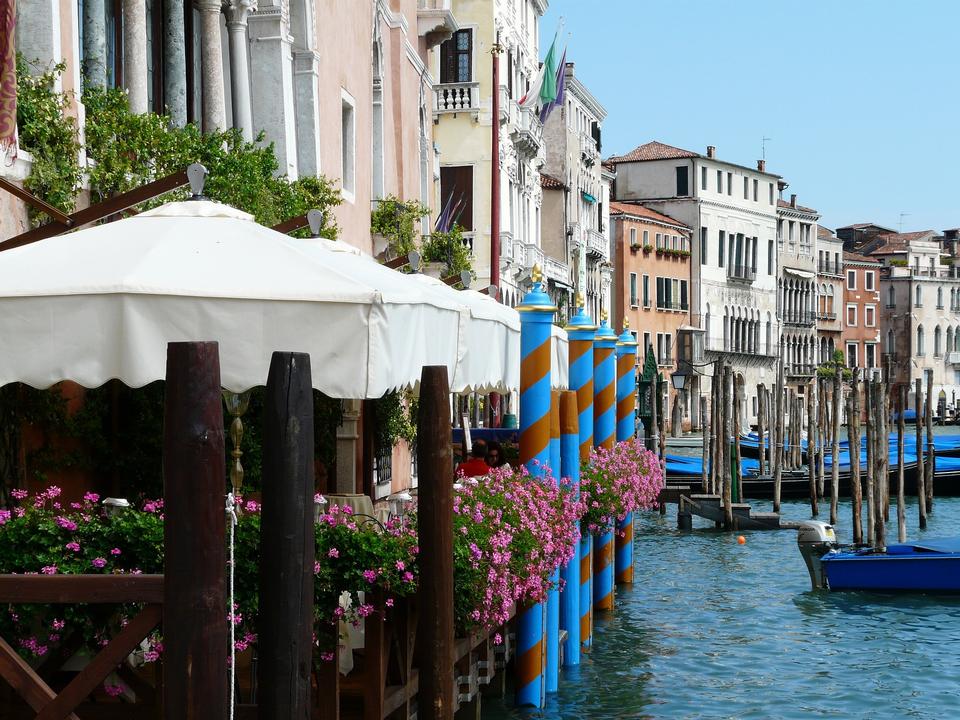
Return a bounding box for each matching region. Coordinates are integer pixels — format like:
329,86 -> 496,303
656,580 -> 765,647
797,522 -> 960,592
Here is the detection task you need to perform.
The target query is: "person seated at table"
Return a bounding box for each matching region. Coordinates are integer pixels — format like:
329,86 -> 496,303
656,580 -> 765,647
485,441 -> 511,472
456,439 -> 489,478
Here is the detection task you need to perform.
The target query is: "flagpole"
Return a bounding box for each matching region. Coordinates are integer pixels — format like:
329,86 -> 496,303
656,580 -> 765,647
490,33 -> 502,291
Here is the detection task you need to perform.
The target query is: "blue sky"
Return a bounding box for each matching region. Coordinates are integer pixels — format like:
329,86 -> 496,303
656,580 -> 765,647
541,0 -> 959,233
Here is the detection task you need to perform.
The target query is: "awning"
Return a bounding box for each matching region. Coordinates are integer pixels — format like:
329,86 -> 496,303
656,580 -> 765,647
581,191 -> 597,204
784,267 -> 815,280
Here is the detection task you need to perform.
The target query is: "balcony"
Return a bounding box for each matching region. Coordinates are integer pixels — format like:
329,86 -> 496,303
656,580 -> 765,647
727,264 -> 756,283
783,311 -> 816,327
816,310 -> 837,321
434,82 -> 480,117
580,133 -> 599,167
511,107 -> 543,158
585,228 -> 608,259
786,364 -> 816,377
417,0 -> 459,49
704,340 -> 778,367
949,352 -> 960,365
524,242 -> 545,272
543,256 -> 570,285
656,301 -> 689,312
817,261 -> 842,276
500,231 -> 514,263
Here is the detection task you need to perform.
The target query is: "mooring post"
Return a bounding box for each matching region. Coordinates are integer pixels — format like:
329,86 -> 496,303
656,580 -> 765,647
516,273 -> 555,708
926,371 -> 935,514
865,378 -> 876,546
615,326 -> 638,585
817,377 -> 826,498
873,381 -> 887,548
417,366 -> 455,720
559,390 -> 581,666
258,352 -> 315,719
772,364 -> 783,512
806,381 -> 818,518
566,303 -> 595,652
700,396 -> 709,495
830,370 -> 841,526
733,374 -> 743,505
592,316 -> 618,611
162,341 -> 228,720
848,370 -> 863,545
897,385 -> 907,543
757,384 -> 766,477
546,390 -> 561,694
915,378 -> 927,529
722,365 -> 734,529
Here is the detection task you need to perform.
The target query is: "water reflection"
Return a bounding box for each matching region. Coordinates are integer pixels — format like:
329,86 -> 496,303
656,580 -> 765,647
483,498 -> 960,720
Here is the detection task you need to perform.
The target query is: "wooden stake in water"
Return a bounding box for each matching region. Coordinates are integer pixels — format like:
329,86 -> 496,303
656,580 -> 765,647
807,381 -> 818,517
865,377 -> 876,546
897,384 -> 907,544
757,384 -> 766,477
830,370 -> 842,526
700,396 -> 709,495
773,365 -> 784,513
873,381 -> 887,549
926,371 -> 935,514
915,378 -> 927,530
734,374 -> 744,506
848,370 -> 863,545
817,376 -> 826,498
723,365 -> 734,530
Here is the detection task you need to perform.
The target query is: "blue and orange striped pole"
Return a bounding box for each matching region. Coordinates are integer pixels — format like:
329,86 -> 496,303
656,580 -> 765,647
566,300 -> 595,649
546,390 -> 561,692
593,314 -> 618,612
558,390 -> 581,665
515,268 -> 555,708
615,323 -> 638,585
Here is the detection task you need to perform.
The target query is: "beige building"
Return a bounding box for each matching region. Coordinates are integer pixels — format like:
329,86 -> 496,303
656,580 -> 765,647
432,0 -> 548,308
777,192 -> 819,393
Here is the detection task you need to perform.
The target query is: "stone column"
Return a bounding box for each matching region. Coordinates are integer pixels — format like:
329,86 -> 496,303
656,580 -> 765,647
197,0 -> 227,133
122,0 -> 148,113
335,400 -> 361,494
225,0 -> 256,141
17,0 -> 62,86
82,0 -> 107,89
164,0 -> 187,126
293,50 -> 321,176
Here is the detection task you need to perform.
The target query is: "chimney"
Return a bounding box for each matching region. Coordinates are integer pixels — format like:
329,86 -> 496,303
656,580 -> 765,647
790,194 -> 797,208
757,159 -> 766,172
706,145 -> 715,159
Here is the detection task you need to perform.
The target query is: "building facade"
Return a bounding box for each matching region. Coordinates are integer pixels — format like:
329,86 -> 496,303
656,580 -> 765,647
816,226 -> 844,363
539,61 -> 607,323
777,193 -> 819,393
841,252 -> 882,374
609,141 -> 780,424
433,0 -> 548,309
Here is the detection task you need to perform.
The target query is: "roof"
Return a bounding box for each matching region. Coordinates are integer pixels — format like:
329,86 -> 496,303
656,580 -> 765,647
835,222 -> 896,233
608,201 -> 689,230
843,251 -> 881,265
539,173 -> 565,190
817,226 -> 836,240
607,141 -> 699,163
866,230 -> 938,255
777,199 -> 818,214
601,161 -> 617,174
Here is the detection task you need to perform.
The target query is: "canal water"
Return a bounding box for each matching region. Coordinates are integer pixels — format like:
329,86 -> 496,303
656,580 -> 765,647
483,497 -> 960,719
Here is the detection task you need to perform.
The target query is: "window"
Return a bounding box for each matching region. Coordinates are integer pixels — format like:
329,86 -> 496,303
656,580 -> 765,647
917,325 -> 925,356
718,230 -> 725,268
672,235 -> 678,250
727,172 -> 733,195
768,183 -> 774,205
743,176 -> 749,199
341,91 -> 356,199
768,239 -> 774,275
753,178 -> 758,201
865,344 -> 876,369
642,275 -> 650,307
935,326 -> 943,357
916,285 -> 923,307
440,166 -> 474,230
656,277 -> 664,308
440,29 -> 472,83
865,271 -> 875,291
676,166 -> 689,196
886,329 -> 895,354
717,169 -> 723,193
865,305 -> 876,327
629,228 -> 637,247
680,280 -> 688,310
887,285 -> 895,308
846,270 -> 856,290
643,332 -> 651,357
700,228 -> 708,264
846,343 -> 859,368
701,166 -> 707,191
656,233 -> 663,249
643,230 -> 649,246
846,304 -> 857,326
938,286 -> 944,309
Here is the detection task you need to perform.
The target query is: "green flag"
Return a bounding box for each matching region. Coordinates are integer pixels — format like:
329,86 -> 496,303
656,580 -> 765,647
539,34 -> 559,107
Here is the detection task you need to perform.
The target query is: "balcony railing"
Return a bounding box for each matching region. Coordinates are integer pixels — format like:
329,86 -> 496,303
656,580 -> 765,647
949,352 -> 960,365
818,261 -> 842,276
783,311 -> 816,327
580,133 -> 599,166
656,301 -> 689,312
704,340 -> 777,358
435,82 -> 480,115
499,231 -> 514,262
586,229 -> 608,259
727,264 -> 756,282
816,310 -> 837,321
524,242 -> 545,272
511,107 -> 543,158
657,355 -> 673,367
543,256 -> 570,284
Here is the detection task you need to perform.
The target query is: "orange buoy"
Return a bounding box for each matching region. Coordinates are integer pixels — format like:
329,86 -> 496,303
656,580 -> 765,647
737,535 -> 746,545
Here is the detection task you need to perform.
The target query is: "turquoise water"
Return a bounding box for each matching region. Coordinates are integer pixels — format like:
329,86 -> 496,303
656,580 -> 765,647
482,498 -> 960,719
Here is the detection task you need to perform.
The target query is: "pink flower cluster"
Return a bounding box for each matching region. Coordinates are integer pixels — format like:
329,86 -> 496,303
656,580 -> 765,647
579,438 -> 663,534
453,464 -> 584,630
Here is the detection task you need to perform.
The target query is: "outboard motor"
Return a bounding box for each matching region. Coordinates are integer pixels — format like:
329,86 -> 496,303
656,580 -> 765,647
797,521 -> 837,590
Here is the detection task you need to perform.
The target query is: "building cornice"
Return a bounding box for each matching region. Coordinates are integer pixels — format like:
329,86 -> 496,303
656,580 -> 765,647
610,213 -> 689,235
567,74 -> 607,122
777,206 -> 820,222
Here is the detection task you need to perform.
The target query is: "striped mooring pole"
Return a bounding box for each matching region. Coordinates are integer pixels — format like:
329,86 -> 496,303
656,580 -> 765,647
546,391 -> 561,692
566,302 -> 595,649
615,324 -> 638,584
593,314 -> 618,612
559,390 -> 581,665
516,268 -> 555,708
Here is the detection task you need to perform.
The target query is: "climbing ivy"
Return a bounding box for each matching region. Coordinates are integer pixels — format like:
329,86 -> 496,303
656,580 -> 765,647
421,225 -> 473,277
371,196 -> 430,258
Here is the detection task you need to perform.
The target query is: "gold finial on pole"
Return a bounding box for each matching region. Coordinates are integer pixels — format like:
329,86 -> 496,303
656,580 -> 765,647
531,264 -> 543,284
222,390 -> 252,502
623,317 -> 630,331
600,309 -> 608,324
575,291 -> 584,308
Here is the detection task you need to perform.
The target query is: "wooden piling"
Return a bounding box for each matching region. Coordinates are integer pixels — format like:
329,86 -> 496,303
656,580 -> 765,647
416,366 -> 455,720
806,382 -> 818,517
915,378 -> 927,529
926,371 -> 935,514
757,384 -> 766,477
873,380 -> 887,548
865,377 -> 875,546
700,396 -> 709,494
162,342 -> 228,720
709,367 -> 719,495
734,374 -> 743,506
830,370 -> 841,526
722,365 -> 734,529
849,370 -> 863,545
772,365 -> 783,513
259,352 -> 316,720
897,385 -> 907,544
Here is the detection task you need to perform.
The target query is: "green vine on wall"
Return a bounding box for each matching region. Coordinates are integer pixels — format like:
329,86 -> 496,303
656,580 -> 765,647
371,196 -> 430,258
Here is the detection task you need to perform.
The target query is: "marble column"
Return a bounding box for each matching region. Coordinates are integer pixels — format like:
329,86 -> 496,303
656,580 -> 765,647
335,400 -> 361,494
164,0 -> 187,126
196,0 -> 227,133
225,0 -> 256,141
82,0 -> 107,89
16,0 -> 62,85
122,0 -> 148,113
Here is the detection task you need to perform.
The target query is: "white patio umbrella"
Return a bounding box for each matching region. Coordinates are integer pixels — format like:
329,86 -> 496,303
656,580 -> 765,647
0,199 -> 468,397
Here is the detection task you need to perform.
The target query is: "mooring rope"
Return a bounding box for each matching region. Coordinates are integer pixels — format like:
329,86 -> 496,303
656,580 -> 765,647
226,493 -> 238,720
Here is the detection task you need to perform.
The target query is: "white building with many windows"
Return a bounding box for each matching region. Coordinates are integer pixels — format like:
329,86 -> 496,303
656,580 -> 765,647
608,141 -> 781,423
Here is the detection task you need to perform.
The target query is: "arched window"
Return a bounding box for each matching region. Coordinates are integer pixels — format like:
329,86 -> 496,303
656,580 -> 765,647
916,286 -> 923,307
917,325 -> 925,356
948,328 -> 954,356
935,326 -> 942,357
765,312 -> 772,354
938,287 -> 944,309
888,285 -> 895,308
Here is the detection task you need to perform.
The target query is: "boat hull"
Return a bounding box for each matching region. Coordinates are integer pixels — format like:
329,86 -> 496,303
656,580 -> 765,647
821,549 -> 960,592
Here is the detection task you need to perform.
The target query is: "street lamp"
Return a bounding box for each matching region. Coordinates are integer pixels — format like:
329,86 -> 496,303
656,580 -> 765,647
671,367 -> 688,391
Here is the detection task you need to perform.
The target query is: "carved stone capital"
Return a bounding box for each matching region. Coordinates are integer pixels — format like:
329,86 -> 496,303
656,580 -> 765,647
225,0 -> 257,27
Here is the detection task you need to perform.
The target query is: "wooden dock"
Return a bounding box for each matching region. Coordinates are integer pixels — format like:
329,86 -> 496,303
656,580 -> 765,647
677,493 -> 788,531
